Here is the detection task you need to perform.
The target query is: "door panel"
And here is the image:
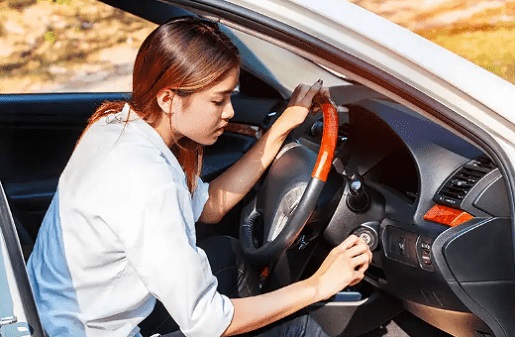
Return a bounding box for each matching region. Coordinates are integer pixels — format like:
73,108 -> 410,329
0,93 -> 102,241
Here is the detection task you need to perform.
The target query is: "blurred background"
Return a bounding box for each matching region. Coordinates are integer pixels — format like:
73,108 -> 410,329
0,0 -> 156,92
349,0 -> 515,84
1,0 -> 514,93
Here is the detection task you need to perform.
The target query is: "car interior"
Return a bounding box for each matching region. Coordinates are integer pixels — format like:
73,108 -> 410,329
0,1 -> 513,337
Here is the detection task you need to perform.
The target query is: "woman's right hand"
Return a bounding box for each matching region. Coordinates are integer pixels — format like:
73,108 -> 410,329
224,234 -> 372,336
308,235 -> 372,301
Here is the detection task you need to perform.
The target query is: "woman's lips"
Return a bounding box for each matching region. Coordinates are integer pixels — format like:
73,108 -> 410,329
216,122 -> 228,134
215,126 -> 225,136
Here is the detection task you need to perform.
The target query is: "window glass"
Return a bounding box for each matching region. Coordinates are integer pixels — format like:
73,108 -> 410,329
225,26 -> 348,95
349,0 -> 515,84
0,0 -> 157,93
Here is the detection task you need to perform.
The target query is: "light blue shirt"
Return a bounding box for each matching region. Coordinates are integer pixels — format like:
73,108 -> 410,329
27,104 -> 234,337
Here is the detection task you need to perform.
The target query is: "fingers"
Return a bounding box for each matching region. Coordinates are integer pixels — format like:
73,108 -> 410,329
347,248 -> 371,286
288,79 -> 326,108
288,84 -> 304,103
351,250 -> 371,268
336,234 -> 372,274
338,235 -> 372,255
327,236 -> 371,274
337,234 -> 360,250
310,235 -> 372,299
347,237 -> 373,260
347,242 -> 371,258
320,86 -> 331,97
348,261 -> 369,286
299,79 -> 323,107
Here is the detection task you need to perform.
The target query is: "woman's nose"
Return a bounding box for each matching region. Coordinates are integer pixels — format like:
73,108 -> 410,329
222,101 -> 235,120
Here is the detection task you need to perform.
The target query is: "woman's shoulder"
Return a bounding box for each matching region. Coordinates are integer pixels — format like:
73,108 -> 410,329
109,138 -> 186,190
67,119 -> 188,196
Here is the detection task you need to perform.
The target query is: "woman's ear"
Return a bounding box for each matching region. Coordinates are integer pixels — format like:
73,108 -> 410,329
156,89 -> 177,115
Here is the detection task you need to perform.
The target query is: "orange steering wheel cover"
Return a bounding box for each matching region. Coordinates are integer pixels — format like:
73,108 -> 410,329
311,93 -> 339,182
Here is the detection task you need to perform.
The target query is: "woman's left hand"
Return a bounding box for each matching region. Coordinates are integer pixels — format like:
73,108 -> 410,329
272,79 -> 330,136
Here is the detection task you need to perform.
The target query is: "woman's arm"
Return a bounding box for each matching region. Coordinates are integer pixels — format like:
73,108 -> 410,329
199,80 -> 327,223
222,235 -> 372,336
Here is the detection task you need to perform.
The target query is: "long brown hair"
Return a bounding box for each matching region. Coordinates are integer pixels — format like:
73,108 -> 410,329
84,16 -> 240,192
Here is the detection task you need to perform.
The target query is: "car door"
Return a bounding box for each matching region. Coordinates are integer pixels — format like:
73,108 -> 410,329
0,1 -> 351,335
0,181 -> 44,336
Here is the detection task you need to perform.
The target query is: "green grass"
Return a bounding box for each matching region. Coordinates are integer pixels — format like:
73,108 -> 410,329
418,25 -> 515,84
351,0 -> 515,85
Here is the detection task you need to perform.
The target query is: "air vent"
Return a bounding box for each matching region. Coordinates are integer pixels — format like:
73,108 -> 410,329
434,157 -> 496,208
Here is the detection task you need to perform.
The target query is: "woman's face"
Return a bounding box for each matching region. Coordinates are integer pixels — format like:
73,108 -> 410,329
172,67 -> 239,145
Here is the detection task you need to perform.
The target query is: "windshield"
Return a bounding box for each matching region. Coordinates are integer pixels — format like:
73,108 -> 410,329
224,26 -> 348,96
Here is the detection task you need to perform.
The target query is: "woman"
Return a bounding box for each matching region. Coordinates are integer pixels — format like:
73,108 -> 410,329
27,17 -> 372,337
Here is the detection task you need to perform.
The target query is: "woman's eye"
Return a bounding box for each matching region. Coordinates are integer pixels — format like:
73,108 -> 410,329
213,100 -> 225,106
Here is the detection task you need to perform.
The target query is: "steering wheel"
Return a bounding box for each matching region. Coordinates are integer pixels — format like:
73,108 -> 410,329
240,93 -> 339,265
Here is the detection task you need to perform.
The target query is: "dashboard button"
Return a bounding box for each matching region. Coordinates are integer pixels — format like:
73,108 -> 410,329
398,238 -> 406,255
421,249 -> 432,265
416,236 -> 434,271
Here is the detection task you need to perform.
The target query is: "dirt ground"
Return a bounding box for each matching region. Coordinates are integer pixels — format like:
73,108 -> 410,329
1,0 -> 514,92
0,0 -> 156,92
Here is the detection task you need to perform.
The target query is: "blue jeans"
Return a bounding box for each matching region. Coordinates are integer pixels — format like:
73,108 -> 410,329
142,236 -> 329,337
161,314 -> 328,337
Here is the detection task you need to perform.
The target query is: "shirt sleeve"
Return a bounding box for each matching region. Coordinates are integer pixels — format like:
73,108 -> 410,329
111,181 -> 234,337
192,177 -> 209,222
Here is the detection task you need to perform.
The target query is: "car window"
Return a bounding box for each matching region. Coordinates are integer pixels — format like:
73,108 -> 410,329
348,0 -> 515,85
0,0 -> 157,93
0,0 -> 346,96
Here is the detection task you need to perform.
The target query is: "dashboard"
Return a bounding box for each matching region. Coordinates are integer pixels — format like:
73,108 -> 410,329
293,85 -> 514,336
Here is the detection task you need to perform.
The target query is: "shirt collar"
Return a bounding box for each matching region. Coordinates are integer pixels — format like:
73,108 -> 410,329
118,103 -> 184,175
